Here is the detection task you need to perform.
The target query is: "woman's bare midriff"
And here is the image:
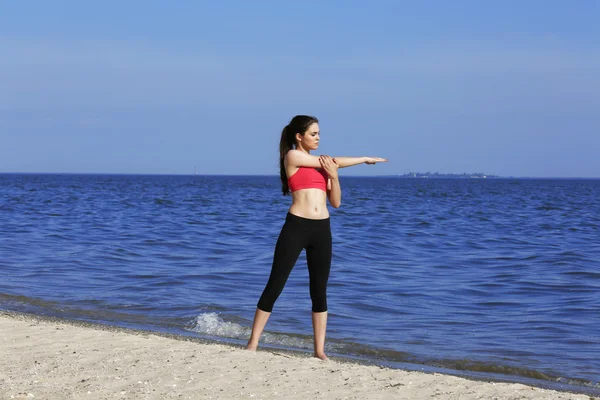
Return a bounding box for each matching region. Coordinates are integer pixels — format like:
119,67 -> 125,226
288,189 -> 329,220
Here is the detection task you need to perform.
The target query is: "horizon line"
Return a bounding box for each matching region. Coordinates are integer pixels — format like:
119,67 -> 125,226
1,172 -> 599,180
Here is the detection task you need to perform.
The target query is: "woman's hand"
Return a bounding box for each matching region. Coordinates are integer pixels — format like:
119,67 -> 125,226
364,157 -> 388,165
319,155 -> 339,179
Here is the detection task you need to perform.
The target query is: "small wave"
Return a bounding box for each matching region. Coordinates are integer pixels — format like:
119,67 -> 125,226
561,271 -> 600,279
154,198 -> 174,206
535,205 -> 563,211
123,274 -> 159,279
185,312 -> 314,350
187,312 -> 248,339
149,280 -> 185,287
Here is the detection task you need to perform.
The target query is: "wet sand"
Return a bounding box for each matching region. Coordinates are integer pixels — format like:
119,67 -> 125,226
0,311 -> 590,399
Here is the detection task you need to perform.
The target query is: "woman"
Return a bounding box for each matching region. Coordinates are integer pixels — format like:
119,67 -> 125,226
246,115 -> 387,360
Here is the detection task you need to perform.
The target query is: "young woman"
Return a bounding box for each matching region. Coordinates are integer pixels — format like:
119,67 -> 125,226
246,115 -> 387,360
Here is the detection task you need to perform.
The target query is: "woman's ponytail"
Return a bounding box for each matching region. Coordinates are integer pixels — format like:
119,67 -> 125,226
279,115 -> 319,196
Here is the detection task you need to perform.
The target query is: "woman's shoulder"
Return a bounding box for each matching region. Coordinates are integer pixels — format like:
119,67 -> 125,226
286,149 -> 302,157
285,150 -> 322,169
286,149 -> 316,162
284,149 -> 301,165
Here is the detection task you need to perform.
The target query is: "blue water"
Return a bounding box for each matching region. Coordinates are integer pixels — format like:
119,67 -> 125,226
1,174 -> 599,393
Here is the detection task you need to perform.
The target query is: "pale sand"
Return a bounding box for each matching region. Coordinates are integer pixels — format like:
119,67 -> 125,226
0,311 -> 590,400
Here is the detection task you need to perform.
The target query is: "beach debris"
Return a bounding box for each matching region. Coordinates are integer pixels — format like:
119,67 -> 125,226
387,382 -> 404,388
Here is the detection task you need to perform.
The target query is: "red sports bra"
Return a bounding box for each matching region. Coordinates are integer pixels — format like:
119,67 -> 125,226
288,167 -> 328,192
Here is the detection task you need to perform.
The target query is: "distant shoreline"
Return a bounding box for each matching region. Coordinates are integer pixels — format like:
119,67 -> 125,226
1,172 -> 599,180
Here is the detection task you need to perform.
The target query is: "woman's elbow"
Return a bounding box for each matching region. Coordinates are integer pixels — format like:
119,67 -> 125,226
331,201 -> 341,209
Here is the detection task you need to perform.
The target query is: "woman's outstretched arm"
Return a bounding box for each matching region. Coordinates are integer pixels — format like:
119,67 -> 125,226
286,150 -> 387,169
333,157 -> 387,168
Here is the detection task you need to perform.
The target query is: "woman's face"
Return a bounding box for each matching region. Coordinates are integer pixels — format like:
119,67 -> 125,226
298,122 -> 320,151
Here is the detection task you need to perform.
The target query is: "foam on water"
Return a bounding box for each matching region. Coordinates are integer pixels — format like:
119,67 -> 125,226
186,312 -> 315,350
187,313 -> 249,339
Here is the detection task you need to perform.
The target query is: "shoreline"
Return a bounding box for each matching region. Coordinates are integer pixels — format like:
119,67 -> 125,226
0,310 -> 592,399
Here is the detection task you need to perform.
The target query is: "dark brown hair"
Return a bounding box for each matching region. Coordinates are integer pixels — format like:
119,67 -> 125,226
279,115 -> 319,195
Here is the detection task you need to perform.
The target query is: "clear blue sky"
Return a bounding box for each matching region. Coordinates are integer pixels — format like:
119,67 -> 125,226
1,1 -> 599,177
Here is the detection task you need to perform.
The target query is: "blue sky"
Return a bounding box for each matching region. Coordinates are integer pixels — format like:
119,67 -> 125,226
1,1 -> 599,177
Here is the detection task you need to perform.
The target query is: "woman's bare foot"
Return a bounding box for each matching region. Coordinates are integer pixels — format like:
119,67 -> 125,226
246,343 -> 257,351
314,352 -> 329,361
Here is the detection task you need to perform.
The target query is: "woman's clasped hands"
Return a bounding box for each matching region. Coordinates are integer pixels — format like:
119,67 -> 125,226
319,155 -> 339,179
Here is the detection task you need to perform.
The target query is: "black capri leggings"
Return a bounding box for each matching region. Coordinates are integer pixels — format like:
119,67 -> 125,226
257,212 -> 332,313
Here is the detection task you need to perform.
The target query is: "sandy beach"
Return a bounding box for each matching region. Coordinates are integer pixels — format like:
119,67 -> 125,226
0,311 -> 591,400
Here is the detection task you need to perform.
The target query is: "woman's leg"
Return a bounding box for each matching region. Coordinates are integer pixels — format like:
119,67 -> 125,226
247,218 -> 304,350
306,222 -> 332,360
246,308 -> 271,351
311,310 -> 328,360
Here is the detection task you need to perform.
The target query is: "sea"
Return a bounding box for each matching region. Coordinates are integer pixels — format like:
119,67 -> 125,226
1,173 -> 598,395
